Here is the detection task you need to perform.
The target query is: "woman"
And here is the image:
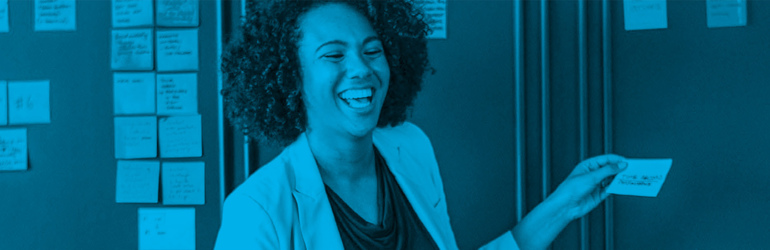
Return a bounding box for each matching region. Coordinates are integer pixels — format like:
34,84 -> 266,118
215,1 -> 628,249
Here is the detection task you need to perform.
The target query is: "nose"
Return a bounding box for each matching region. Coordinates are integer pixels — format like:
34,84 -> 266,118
345,52 -> 374,80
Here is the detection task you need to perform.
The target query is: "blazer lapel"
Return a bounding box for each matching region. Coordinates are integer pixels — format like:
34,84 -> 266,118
374,136 -> 451,250
289,133 -> 344,250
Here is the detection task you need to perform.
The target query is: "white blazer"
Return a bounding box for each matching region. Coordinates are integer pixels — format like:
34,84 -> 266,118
214,122 -> 520,250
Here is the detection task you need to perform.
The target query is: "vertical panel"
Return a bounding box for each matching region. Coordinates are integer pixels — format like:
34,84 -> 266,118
540,0 -> 551,203
601,0 -> 614,249
578,0 -> 590,249
514,0 -> 526,224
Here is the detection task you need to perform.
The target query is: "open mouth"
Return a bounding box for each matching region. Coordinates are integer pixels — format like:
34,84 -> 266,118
338,88 -> 374,109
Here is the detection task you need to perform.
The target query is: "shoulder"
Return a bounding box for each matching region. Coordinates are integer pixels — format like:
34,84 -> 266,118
226,150 -> 294,208
374,121 -> 435,154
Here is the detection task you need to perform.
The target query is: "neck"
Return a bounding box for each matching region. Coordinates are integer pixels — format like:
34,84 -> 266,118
306,127 -> 376,183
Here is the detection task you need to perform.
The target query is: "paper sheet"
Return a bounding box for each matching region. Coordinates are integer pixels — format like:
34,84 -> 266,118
0,81 -> 7,125
112,0 -> 154,28
114,116 -> 157,159
116,160 -> 160,203
34,0 -> 76,31
114,73 -> 156,115
606,158 -> 673,197
111,29 -> 154,71
623,0 -> 668,31
162,162 -> 205,205
156,29 -> 199,72
159,115 -> 201,158
8,80 -> 51,125
156,73 -> 197,115
413,0 -> 447,39
707,0 -> 747,28
0,0 -> 9,33
156,0 -> 199,27
0,128 -> 27,171
138,207 -> 195,250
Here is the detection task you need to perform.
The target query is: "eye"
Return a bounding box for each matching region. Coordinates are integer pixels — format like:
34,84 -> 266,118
364,49 -> 383,56
322,53 -> 344,62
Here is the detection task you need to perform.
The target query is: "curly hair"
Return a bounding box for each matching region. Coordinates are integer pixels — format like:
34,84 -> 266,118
221,0 -> 433,147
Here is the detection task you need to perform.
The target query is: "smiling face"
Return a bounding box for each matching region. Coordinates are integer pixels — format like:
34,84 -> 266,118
297,3 -> 391,139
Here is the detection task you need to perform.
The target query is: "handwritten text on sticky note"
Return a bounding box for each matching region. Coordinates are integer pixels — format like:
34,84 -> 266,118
159,115 -> 201,158
112,0 -> 153,28
162,162 -> 205,205
606,158 -> 673,197
0,128 -> 27,171
35,0 -> 76,31
138,207 -> 195,250
116,160 -> 160,203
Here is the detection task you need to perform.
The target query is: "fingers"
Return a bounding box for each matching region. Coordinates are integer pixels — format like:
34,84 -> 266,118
590,162 -> 627,184
594,154 -> 626,166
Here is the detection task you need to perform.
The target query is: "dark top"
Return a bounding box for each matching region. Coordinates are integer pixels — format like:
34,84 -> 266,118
324,147 -> 440,250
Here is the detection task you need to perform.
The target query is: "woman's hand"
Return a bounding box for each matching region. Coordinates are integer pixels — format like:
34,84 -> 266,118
548,154 -> 628,221
513,154 -> 627,250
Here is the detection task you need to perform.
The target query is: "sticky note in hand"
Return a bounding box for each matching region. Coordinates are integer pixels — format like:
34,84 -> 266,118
606,159 -> 673,197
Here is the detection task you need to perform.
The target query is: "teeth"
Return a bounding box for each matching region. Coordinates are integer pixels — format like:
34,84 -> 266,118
340,88 -> 373,99
347,98 -> 371,108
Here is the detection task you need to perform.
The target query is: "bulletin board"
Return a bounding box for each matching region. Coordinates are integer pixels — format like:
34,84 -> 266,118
0,1 -> 222,249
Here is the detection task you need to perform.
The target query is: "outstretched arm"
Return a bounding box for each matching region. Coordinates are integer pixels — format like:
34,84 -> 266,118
512,154 -> 627,250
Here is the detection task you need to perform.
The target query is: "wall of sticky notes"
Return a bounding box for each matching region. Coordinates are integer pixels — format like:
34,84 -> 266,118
0,1 -> 221,249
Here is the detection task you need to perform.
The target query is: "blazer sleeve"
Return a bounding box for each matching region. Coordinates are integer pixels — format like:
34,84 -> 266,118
214,193 -> 279,250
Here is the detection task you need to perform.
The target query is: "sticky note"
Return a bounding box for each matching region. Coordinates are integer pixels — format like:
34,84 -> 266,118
112,0 -> 154,28
0,81 -> 7,125
8,80 -> 51,125
0,128 -> 27,171
114,73 -> 156,115
111,29 -> 154,71
156,73 -> 197,115
413,0 -> 447,39
162,162 -> 205,205
34,0 -> 76,31
156,29 -> 199,72
623,0 -> 668,31
114,116 -> 157,159
116,160 -> 160,203
138,207 -> 195,250
606,158 -> 673,197
707,0 -> 747,28
156,0 -> 199,27
0,0 -> 9,33
159,115 -> 201,158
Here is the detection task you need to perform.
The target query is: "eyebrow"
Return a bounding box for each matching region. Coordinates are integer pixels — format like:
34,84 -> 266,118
315,36 -> 380,53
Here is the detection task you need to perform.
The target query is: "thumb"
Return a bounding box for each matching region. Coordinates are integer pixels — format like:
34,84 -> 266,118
591,161 -> 628,184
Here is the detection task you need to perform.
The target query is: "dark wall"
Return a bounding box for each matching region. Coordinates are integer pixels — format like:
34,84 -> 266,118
0,1 -> 222,249
612,0 -> 770,249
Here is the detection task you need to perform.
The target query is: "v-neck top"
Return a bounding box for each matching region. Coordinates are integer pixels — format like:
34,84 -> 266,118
324,147 -> 440,250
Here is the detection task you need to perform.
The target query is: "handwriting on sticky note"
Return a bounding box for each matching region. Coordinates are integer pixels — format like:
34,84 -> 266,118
138,208 -> 195,250
412,0 -> 446,39
156,73 -> 197,115
8,80 -> 51,125
0,128 -> 27,171
606,159 -> 673,197
111,29 -> 154,70
156,29 -> 199,71
707,0 -> 747,28
116,160 -> 160,203
162,162 -> 204,205
35,0 -> 77,31
159,115 -> 201,158
156,0 -> 199,27
112,0 -> 153,28
114,73 -> 156,115
114,116 -> 157,159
